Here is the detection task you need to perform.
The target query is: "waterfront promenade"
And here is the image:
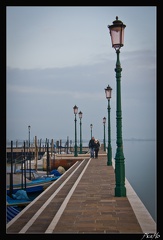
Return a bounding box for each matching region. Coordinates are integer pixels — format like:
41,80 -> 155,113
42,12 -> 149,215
6,150 -> 156,234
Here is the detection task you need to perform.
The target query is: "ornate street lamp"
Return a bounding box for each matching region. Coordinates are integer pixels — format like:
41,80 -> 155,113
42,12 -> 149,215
90,124 -> 93,138
78,111 -> 83,154
103,117 -> 106,151
108,16 -> 126,197
105,85 -> 112,166
28,125 -> 31,180
73,105 -> 78,157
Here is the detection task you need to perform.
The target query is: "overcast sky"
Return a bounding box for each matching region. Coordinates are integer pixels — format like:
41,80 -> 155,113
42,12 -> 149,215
6,6 -> 156,144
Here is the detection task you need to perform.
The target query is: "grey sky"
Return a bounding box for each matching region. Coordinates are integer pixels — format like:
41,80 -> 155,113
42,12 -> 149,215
6,6 -> 156,143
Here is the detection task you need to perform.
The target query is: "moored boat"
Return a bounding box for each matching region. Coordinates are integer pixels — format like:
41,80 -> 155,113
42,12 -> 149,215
6,169 -> 61,195
6,189 -> 42,222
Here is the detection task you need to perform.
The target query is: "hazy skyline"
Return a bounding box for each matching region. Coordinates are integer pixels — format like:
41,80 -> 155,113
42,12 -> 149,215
6,6 -> 156,144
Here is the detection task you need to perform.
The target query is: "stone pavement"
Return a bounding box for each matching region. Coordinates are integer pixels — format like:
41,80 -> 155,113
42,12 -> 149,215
51,155 -> 143,233
6,151 -> 156,234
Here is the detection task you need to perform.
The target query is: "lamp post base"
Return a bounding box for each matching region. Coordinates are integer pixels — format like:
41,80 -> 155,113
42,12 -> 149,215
115,186 -> 126,197
107,160 -> 112,166
107,146 -> 112,166
114,148 -> 126,197
74,145 -> 78,157
79,144 -> 82,154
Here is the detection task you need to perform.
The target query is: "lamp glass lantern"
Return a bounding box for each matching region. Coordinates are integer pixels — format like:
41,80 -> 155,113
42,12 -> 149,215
103,117 -> 106,124
78,111 -> 83,119
108,16 -> 126,50
105,85 -> 112,99
73,105 -> 78,114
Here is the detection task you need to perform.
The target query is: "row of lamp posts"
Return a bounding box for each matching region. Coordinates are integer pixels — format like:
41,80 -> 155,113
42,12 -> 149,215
73,105 -> 83,157
73,106 -> 94,157
73,17 -> 126,197
27,17 -> 126,197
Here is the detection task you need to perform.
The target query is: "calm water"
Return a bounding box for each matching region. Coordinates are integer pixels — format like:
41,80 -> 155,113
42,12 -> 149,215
112,139 -> 156,222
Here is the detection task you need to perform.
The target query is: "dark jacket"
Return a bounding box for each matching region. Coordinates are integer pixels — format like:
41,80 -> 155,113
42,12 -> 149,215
94,141 -> 100,151
89,139 -> 95,148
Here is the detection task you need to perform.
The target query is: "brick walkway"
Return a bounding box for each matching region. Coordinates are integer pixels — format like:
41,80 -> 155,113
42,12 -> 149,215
7,152 -> 146,234
52,156 -> 142,233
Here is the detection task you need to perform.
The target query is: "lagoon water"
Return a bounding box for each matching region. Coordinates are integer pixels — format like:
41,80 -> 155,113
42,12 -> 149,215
111,139 -> 156,222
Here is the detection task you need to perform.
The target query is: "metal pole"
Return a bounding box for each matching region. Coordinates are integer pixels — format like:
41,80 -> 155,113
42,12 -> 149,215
67,136 -> 69,154
79,118 -> 82,154
104,122 -> 106,151
24,141 -> 26,189
28,126 -> 31,180
9,140 -> 13,197
35,136 -> 38,171
90,124 -> 93,139
114,49 -> 126,197
39,138 -> 42,154
14,141 -> 17,173
21,151 -> 24,189
47,140 -> 49,176
51,139 -> 53,155
60,139 -> 62,154
107,99 -> 112,166
74,113 -> 78,156
70,140 -> 72,152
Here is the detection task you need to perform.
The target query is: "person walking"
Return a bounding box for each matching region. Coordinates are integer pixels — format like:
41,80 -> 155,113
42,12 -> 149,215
89,136 -> 95,158
94,139 -> 100,158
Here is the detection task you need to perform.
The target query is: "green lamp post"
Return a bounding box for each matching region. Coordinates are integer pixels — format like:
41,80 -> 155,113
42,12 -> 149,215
73,105 -> 78,157
103,117 -> 106,151
90,124 -> 93,138
78,111 -> 83,154
108,16 -> 126,197
105,85 -> 112,166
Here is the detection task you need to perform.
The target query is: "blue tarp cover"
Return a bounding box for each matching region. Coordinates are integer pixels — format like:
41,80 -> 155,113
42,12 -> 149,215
50,169 -> 61,176
12,190 -> 29,200
7,206 -> 20,223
